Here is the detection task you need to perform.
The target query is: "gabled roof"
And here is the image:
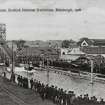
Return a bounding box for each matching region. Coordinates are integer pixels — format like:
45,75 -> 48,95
78,38 -> 105,46
81,40 -> 89,46
77,38 -> 93,46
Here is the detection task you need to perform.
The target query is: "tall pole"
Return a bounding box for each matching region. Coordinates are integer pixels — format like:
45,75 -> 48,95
99,46 -> 102,73
26,47 -> 28,79
41,54 -> 44,68
43,56 -> 44,68
47,58 -> 49,85
90,59 -> 94,97
98,46 -> 100,73
90,59 -> 93,84
12,40 -> 14,74
11,40 -> 15,82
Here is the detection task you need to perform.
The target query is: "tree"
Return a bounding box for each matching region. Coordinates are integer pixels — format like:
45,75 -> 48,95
15,39 -> 26,50
36,42 -> 39,47
79,37 -> 89,42
61,40 -> 70,48
69,39 -> 76,47
61,39 -> 76,48
48,42 -> 51,47
24,45 -> 29,48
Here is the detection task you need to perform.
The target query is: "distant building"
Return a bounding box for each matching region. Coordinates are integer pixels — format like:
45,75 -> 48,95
60,47 -> 85,61
78,38 -> 105,47
78,38 -> 105,57
60,38 -> 105,62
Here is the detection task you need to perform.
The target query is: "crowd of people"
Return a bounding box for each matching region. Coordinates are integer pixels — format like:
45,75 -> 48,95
17,75 -> 105,105
17,75 -> 28,88
16,55 -> 105,75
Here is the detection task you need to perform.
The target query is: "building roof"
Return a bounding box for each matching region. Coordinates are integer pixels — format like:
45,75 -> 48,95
77,38 -> 93,46
78,38 -> 105,46
92,39 -> 105,46
68,48 -> 85,55
80,46 -> 105,54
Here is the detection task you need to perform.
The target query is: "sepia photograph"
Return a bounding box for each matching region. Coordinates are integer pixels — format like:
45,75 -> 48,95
0,0 -> 105,105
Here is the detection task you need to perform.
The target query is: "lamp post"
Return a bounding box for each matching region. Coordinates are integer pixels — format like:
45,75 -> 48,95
86,56 -> 94,84
10,40 -> 15,82
86,56 -> 94,97
89,58 -> 94,98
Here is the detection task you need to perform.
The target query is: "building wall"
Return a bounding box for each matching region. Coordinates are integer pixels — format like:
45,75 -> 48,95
60,54 -> 80,61
60,48 -> 85,61
60,48 -> 72,55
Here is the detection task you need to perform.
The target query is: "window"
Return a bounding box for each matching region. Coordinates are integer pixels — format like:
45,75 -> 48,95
62,52 -> 65,55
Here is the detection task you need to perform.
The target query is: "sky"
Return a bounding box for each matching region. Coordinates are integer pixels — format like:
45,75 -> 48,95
0,0 -> 105,41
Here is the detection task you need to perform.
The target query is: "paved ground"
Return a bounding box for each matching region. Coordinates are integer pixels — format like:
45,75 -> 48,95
12,67 -> 105,101
0,76 -> 55,105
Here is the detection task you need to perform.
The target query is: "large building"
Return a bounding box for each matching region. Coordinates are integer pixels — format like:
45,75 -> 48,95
60,47 -> 85,61
60,38 -> 105,61
79,38 -> 105,57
